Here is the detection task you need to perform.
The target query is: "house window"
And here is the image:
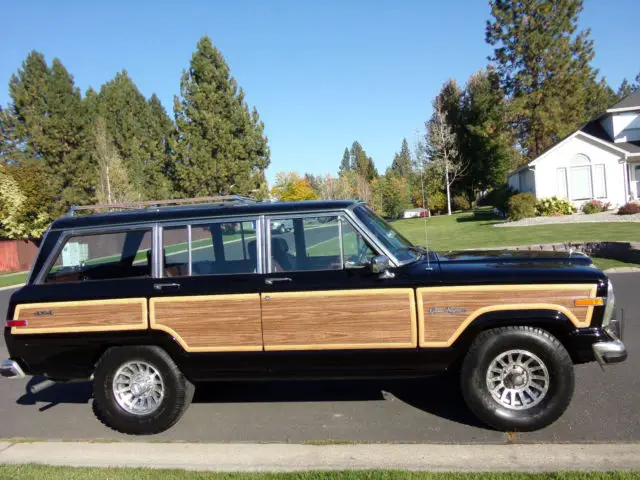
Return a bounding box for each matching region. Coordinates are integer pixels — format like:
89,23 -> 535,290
568,154 -> 606,201
556,168 -> 568,199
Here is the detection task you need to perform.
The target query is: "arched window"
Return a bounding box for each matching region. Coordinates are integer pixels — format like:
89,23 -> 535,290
562,154 -> 607,201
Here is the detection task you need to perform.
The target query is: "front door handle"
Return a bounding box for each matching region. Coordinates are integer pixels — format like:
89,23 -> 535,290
153,282 -> 181,291
264,277 -> 292,285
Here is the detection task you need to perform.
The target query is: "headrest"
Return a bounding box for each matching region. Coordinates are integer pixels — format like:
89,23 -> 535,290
247,240 -> 257,260
271,236 -> 289,253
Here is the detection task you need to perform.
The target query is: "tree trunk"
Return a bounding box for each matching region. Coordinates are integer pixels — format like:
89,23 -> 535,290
445,161 -> 452,215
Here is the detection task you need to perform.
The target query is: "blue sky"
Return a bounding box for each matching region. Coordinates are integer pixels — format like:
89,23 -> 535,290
1,0 -> 637,184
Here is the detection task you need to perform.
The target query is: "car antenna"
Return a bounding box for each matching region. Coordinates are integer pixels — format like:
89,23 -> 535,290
415,128 -> 431,270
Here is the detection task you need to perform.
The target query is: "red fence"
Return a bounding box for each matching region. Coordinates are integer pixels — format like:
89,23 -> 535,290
0,240 -> 39,273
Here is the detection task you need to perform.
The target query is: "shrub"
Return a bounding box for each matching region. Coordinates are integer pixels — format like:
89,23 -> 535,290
452,194 -> 471,211
618,201 -> 640,215
425,191 -> 447,214
482,184 -> 518,213
508,193 -> 536,221
535,196 -> 577,216
581,200 -> 610,214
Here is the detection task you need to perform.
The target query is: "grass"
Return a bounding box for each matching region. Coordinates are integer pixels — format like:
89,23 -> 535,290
392,209 -> 640,271
0,271 -> 28,287
0,466 -> 638,480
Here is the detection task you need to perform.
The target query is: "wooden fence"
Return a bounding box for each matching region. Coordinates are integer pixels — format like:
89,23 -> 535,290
0,240 -> 39,273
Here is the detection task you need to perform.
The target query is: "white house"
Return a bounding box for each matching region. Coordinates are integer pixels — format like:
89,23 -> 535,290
507,91 -> 640,207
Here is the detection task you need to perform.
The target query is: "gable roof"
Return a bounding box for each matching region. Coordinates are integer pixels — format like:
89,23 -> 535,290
608,90 -> 640,112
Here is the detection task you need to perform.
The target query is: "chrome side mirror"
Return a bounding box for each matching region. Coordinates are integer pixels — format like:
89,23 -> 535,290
370,255 -> 390,274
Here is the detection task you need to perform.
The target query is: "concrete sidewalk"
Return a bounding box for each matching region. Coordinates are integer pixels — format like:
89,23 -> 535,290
1,442 -> 640,472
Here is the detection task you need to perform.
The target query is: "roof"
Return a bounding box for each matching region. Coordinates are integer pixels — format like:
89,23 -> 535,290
50,200 -> 360,231
608,90 -> 640,112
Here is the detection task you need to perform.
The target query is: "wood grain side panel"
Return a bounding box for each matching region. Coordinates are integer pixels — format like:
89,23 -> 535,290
12,298 -> 147,334
261,289 -> 416,351
150,294 -> 262,352
417,284 -> 597,347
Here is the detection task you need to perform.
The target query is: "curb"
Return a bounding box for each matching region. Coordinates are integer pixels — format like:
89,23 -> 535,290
1,442 -> 640,472
0,284 -> 24,292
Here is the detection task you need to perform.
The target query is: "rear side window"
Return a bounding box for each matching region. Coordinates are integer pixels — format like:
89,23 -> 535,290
44,229 -> 152,283
162,220 -> 258,277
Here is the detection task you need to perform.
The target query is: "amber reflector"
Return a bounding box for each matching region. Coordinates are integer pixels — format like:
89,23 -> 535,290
574,298 -> 604,307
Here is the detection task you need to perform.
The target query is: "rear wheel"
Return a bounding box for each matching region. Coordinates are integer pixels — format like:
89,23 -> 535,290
461,326 -> 574,431
92,346 -> 194,435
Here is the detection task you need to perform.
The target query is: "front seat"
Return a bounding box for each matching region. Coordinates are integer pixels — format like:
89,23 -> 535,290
271,237 -> 294,271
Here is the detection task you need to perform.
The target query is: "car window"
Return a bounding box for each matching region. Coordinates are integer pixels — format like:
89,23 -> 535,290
44,229 -> 152,283
162,220 -> 258,277
269,215 -> 375,272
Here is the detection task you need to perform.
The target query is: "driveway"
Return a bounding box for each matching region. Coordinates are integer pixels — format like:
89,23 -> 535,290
0,273 -> 637,443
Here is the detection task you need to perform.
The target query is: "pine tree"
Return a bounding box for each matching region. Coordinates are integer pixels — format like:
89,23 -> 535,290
391,138 -> 413,177
96,71 -> 173,200
459,69 -> 516,196
173,36 -> 270,197
486,0 -> 603,160
338,147 -> 350,176
349,141 -> 377,180
3,52 -> 94,215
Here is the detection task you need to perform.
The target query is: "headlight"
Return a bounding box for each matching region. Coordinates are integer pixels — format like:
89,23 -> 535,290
602,280 -> 615,327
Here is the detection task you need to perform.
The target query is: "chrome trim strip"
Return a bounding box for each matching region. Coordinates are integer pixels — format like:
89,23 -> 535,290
187,224 -> 193,276
0,360 -> 25,379
266,216 -> 273,273
152,223 -> 161,279
338,217 -> 344,267
256,216 -> 264,274
342,208 -> 400,267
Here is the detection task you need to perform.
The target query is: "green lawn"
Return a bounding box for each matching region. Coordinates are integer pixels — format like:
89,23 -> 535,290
0,465 -> 637,480
391,209 -> 640,271
0,271 -> 28,287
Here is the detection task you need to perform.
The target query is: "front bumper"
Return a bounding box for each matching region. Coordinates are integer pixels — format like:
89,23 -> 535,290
592,318 -> 627,366
0,359 -> 26,379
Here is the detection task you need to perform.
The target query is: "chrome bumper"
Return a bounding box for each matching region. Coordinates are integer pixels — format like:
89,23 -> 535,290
0,359 -> 26,379
593,318 -> 627,367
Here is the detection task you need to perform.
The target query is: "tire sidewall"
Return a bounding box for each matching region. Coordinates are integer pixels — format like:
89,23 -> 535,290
462,328 -> 574,431
93,347 -> 188,435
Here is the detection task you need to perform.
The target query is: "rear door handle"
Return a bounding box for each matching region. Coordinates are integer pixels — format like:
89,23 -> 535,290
264,277 -> 292,285
153,282 -> 181,291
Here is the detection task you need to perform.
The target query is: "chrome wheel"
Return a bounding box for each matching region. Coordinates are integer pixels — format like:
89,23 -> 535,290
485,349 -> 549,410
112,361 -> 164,415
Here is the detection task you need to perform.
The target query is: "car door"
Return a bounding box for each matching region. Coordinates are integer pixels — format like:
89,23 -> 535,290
260,212 -> 418,352
149,217 -> 264,355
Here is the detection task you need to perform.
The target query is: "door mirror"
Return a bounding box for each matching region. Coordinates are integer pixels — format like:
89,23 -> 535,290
370,255 -> 390,274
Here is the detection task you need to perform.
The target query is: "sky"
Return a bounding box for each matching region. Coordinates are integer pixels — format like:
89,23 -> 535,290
1,0 -> 638,185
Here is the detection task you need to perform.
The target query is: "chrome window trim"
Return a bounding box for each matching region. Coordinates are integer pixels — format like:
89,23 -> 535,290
264,210 -> 391,274
35,225 -> 154,285
157,215 -> 263,276
152,223 -> 161,278
342,208 -> 401,267
338,217 -> 344,267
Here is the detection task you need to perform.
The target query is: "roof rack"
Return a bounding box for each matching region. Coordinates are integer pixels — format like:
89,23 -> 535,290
66,195 -> 257,216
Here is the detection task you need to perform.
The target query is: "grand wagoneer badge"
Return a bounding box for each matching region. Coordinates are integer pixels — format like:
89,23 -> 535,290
428,307 -> 467,315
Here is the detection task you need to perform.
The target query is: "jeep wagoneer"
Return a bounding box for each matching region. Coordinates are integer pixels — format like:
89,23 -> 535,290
1,196 -> 626,435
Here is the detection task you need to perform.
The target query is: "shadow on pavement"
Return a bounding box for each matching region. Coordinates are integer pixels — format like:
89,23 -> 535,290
17,376 -> 93,412
14,373 -> 487,429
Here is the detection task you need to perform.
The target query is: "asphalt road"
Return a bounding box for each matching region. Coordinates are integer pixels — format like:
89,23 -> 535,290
0,273 -> 637,443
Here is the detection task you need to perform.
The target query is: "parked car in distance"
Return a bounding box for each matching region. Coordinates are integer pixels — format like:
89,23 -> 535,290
1,196 -> 626,435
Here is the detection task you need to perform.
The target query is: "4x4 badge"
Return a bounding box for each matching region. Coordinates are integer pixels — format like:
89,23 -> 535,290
35,310 -> 53,316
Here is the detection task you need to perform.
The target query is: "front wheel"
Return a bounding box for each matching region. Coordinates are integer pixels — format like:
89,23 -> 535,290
92,346 -> 194,435
461,326 -> 574,431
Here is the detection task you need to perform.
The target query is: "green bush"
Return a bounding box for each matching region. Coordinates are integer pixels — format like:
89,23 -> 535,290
535,196 -> 577,216
508,193 -> 537,221
453,194 -> 471,211
481,184 -> 518,213
618,201 -> 640,215
581,200 -> 610,214
425,191 -> 447,214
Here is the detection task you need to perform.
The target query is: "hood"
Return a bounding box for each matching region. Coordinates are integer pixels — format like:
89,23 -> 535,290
436,249 -> 593,265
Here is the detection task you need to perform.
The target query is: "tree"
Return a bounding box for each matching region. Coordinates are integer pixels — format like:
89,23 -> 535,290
173,36 -> 270,197
3,52 -> 94,216
338,147 -> 351,176
271,172 -> 318,201
390,138 -> 413,178
617,73 -> 640,100
96,71 -> 173,200
459,69 -> 517,196
425,95 -> 468,215
94,117 -> 135,204
349,141 -> 377,180
371,175 -> 412,219
486,0 -> 605,160
304,172 -> 323,198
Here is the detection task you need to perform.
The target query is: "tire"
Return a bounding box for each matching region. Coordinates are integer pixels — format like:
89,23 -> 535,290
460,326 -> 574,432
92,346 -> 194,435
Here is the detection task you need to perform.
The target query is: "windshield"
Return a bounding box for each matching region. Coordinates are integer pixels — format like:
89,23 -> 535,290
353,205 -> 420,264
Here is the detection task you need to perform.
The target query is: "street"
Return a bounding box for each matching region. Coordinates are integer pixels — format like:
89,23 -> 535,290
0,273 -> 637,443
